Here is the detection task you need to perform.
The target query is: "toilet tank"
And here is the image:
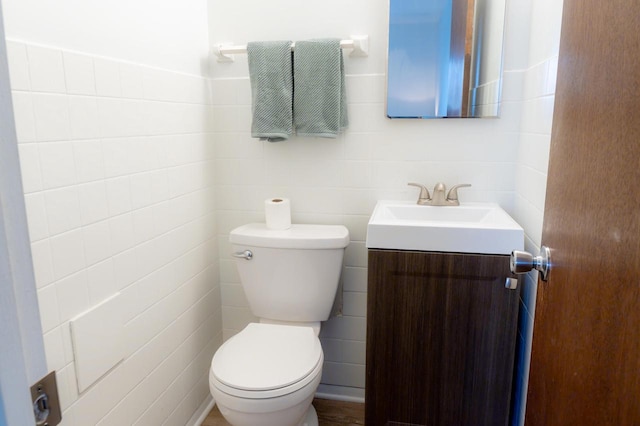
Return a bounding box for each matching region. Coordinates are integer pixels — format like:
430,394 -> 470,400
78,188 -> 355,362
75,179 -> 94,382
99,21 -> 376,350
229,223 -> 350,323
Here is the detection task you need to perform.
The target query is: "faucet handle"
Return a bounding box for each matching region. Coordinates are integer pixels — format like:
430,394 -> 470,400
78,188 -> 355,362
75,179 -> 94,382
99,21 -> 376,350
446,184 -> 471,203
407,182 -> 431,203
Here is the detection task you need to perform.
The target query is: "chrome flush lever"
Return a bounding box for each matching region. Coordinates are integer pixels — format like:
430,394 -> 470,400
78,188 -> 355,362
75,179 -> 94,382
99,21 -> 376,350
510,246 -> 551,281
232,250 -> 253,260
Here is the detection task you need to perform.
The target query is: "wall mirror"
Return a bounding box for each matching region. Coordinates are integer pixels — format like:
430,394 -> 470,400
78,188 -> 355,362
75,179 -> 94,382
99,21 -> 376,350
387,0 -> 506,119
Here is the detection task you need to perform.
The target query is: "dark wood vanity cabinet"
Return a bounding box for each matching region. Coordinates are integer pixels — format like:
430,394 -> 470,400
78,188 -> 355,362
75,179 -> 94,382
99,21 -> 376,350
365,249 -> 520,426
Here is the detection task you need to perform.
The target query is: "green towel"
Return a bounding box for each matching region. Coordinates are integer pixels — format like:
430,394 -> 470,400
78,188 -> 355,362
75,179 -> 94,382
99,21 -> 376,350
293,39 -> 348,138
247,41 -> 293,142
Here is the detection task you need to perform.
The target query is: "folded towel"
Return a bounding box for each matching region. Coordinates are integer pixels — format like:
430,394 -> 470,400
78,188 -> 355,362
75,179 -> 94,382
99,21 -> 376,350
293,39 -> 348,138
247,41 -> 293,142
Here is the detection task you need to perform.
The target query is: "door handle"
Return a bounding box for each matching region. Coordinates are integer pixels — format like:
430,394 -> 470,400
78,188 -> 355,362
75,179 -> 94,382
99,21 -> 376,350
510,246 -> 551,281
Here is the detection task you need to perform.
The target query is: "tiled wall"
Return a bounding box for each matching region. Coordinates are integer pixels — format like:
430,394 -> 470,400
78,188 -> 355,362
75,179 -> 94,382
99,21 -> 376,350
207,0 -> 542,399
7,40 -> 221,425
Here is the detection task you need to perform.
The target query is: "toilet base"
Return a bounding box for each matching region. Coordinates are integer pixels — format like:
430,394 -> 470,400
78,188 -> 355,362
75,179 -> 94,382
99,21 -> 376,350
299,405 -> 318,426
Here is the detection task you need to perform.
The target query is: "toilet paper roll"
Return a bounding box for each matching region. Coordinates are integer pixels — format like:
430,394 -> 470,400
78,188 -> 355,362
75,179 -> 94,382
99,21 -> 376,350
265,198 -> 292,230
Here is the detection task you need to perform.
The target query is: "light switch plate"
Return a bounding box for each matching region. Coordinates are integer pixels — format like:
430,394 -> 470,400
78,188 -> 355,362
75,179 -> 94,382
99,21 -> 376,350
30,371 -> 62,426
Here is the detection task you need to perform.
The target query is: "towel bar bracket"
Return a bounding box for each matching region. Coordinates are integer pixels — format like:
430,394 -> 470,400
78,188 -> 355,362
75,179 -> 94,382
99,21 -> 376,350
213,35 -> 369,62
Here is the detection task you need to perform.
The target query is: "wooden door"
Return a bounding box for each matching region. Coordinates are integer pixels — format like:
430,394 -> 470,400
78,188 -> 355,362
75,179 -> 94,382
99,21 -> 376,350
525,0 -> 640,424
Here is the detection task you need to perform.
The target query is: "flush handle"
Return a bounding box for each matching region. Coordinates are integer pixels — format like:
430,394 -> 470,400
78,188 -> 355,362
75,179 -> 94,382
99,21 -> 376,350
510,246 -> 551,281
232,250 -> 253,260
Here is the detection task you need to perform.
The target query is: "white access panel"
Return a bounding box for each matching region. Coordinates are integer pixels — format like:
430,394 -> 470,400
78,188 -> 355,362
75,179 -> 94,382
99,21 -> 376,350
70,292 -> 125,392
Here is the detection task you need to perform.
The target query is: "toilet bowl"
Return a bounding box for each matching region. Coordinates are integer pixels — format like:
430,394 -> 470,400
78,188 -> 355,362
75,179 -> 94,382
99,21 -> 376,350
209,323 -> 323,426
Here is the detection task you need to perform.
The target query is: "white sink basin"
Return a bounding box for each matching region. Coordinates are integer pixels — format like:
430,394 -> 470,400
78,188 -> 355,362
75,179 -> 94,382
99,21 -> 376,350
366,200 -> 524,255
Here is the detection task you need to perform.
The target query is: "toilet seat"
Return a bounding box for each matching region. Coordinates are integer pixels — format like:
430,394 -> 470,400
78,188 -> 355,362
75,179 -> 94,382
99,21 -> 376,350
211,323 -> 323,399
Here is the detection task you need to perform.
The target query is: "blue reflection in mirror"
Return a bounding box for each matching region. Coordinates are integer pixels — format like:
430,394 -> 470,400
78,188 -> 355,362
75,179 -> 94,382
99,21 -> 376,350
387,0 -> 506,119
387,0 -> 452,118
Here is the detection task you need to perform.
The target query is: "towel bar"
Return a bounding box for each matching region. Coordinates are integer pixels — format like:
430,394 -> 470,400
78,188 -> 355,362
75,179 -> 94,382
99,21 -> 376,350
213,35 -> 369,62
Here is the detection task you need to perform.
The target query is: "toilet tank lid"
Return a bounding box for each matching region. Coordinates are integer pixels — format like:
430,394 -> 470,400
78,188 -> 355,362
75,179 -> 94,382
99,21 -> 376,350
230,223 -> 350,249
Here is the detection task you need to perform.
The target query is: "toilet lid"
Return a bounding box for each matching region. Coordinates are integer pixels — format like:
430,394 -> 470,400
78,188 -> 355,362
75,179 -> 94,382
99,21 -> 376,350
212,323 -> 322,392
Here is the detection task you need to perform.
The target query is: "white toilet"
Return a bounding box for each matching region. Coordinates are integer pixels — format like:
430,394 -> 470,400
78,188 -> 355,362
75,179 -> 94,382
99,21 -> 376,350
209,223 -> 350,426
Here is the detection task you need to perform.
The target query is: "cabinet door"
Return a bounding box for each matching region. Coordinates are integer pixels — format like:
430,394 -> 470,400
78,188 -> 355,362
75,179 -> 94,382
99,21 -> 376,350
365,250 -> 520,426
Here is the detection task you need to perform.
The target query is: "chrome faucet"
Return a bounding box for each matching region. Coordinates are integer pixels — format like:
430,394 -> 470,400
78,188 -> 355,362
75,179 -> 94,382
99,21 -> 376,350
408,182 -> 471,206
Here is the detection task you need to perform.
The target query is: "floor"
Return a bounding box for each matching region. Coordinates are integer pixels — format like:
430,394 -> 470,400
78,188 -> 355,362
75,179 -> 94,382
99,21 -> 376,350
201,398 -> 365,426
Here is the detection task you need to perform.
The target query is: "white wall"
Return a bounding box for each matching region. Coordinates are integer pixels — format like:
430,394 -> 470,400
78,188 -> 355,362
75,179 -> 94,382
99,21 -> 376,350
2,0 -> 211,75
3,0 -> 222,424
207,0 -> 547,400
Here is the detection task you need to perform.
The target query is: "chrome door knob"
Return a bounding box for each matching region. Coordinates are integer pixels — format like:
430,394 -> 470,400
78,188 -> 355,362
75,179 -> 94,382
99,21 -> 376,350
510,246 -> 551,281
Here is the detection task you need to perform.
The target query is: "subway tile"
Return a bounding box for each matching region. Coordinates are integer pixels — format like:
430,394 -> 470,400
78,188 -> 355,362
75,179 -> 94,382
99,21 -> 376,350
63,52 -> 96,95
31,240 -> 55,288
68,96 -> 100,140
32,93 -> 71,141
44,186 -> 82,235
97,98 -> 128,138
343,291 -> 367,317
320,315 -> 366,341
321,362 -> 365,388
56,270 -> 89,322
86,259 -> 118,306
94,57 -> 122,98
24,193 -> 49,241
37,284 -> 60,333
73,140 -> 106,183
43,327 -> 66,371
6,41 -> 31,90
342,340 -> 366,365
343,267 -> 368,293
18,144 -> 44,193
77,181 -> 109,225
345,74 -> 385,104
319,338 -> 342,362
132,205 -> 158,245
129,171 -> 160,209
27,45 -> 66,93
119,62 -> 144,99
38,142 -> 77,189
102,138 -> 133,177
56,364 -> 78,411
82,220 -> 113,266
108,213 -> 135,254
113,248 -> 141,289
105,176 -> 133,215
220,283 -> 248,307
11,91 -> 37,143
344,242 -> 367,268
50,229 -> 86,280
221,306 -> 257,331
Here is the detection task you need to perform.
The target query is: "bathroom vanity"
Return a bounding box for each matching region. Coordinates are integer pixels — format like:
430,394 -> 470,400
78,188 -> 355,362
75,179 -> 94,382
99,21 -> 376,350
365,200 -> 523,426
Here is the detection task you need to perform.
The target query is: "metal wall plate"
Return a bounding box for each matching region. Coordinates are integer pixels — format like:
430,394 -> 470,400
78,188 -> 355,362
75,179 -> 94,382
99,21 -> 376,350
30,371 -> 62,426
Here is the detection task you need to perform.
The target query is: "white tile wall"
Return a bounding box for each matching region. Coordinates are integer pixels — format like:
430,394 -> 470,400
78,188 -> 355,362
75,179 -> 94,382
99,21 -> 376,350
8,40 -> 221,426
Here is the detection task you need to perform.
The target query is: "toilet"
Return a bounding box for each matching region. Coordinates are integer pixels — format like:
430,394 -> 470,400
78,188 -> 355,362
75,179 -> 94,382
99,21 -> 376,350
209,223 -> 350,426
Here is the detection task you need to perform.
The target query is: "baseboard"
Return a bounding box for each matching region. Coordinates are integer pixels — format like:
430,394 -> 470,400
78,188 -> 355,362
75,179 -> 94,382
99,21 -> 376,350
315,384 -> 365,403
187,395 -> 215,426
